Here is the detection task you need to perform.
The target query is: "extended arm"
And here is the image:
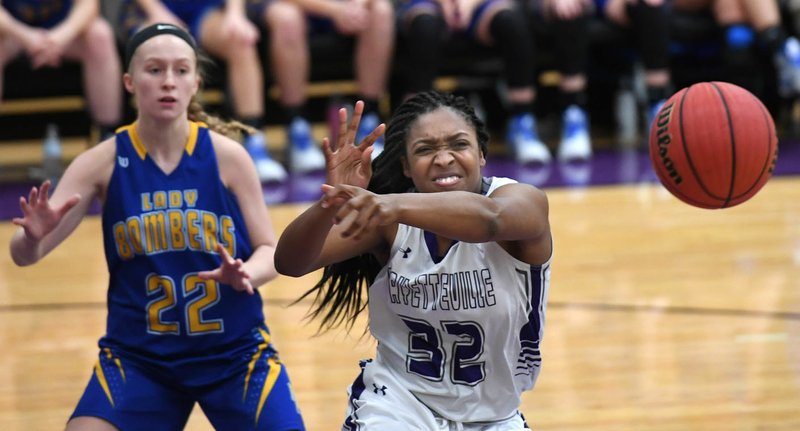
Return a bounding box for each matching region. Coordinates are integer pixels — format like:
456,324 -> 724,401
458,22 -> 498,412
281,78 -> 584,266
275,101 -> 387,277
320,181 -> 552,264
9,140 -> 114,266
212,133 -> 280,291
274,196 -> 387,277
325,182 -> 547,242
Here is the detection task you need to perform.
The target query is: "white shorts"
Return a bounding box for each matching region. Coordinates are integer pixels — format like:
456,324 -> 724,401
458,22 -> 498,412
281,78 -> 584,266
341,359 -> 531,431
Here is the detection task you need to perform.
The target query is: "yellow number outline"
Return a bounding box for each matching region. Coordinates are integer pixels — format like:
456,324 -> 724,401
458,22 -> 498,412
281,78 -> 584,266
145,273 -> 224,335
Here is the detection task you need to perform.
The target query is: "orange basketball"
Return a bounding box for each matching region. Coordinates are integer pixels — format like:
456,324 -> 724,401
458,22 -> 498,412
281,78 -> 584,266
648,81 -> 779,209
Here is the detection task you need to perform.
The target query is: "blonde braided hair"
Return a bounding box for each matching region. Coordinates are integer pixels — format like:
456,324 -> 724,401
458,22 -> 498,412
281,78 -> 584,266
187,97 -> 255,141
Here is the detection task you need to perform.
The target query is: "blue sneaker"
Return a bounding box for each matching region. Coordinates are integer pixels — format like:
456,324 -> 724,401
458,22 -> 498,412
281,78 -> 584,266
288,117 -> 325,173
506,113 -> 551,164
776,36 -> 800,97
244,133 -> 287,183
557,105 -> 592,161
357,112 -> 384,160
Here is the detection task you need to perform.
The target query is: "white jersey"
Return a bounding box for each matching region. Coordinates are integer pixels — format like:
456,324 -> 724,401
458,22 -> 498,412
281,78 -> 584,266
367,177 -> 551,423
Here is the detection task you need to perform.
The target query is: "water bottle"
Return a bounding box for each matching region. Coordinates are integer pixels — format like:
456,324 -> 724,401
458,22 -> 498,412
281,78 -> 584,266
615,78 -> 639,148
42,123 -> 63,185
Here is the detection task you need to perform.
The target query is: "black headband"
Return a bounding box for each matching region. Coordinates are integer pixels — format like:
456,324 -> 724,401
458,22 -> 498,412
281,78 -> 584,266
124,23 -> 197,70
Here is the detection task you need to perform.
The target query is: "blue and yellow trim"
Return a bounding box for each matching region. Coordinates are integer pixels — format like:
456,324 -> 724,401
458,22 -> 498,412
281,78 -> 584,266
242,327 -> 281,425
94,348 -> 126,407
243,327 -> 272,401
256,357 -> 282,425
119,121 -> 205,160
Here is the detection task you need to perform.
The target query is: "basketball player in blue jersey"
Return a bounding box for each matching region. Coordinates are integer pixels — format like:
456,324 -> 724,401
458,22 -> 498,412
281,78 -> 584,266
275,91 -> 553,429
119,0 -> 293,182
9,23 -> 305,431
0,0 -> 122,137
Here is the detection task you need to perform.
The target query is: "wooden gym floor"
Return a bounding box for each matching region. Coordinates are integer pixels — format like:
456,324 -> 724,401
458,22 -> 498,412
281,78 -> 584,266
1,175 -> 799,430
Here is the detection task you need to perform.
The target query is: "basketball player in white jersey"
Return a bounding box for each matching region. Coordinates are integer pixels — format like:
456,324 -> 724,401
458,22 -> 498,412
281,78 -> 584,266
275,91 -> 552,430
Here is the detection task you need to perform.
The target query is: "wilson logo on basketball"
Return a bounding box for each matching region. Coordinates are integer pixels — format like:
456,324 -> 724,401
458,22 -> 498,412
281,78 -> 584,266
647,81 -> 778,209
653,102 -> 682,185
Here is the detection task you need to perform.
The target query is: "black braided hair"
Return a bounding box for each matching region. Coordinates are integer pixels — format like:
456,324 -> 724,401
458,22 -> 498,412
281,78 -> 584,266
298,90 -> 490,331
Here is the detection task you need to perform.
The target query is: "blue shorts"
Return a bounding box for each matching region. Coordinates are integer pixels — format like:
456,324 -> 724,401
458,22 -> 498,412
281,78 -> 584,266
71,346 -> 305,431
4,0 -> 71,28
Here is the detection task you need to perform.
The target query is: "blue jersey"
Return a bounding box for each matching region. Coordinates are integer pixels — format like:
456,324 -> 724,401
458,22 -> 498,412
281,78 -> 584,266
71,122 -> 305,429
3,0 -> 71,27
100,121 -> 265,362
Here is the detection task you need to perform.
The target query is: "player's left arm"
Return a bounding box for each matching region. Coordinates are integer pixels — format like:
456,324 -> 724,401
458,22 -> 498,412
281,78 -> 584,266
212,132 -> 279,290
320,181 -> 551,264
394,182 -> 551,265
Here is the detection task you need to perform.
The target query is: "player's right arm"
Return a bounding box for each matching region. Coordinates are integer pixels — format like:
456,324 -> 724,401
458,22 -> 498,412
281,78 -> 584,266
275,100 -> 388,277
274,194 -> 391,277
9,139 -> 116,266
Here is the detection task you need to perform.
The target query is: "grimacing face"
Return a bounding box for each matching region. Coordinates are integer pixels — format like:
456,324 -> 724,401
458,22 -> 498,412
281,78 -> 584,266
402,107 -> 486,194
123,35 -> 199,122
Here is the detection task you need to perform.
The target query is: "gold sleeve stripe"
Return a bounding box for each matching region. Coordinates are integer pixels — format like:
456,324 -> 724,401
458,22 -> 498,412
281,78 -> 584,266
125,123 -> 148,160
185,121 -> 200,156
255,357 -> 282,426
123,120 -> 206,160
93,360 -> 115,407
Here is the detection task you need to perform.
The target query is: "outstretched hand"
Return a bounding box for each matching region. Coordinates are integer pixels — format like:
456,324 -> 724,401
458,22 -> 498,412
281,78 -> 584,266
319,183 -> 397,240
323,100 -> 385,189
198,243 -> 254,295
12,180 -> 80,242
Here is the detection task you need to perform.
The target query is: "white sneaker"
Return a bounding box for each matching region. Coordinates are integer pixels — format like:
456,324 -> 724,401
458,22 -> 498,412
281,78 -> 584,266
255,158 -> 288,183
245,133 -> 288,183
557,105 -> 592,162
357,112 -> 385,161
371,142 -> 384,160
506,113 -> 552,164
287,117 -> 325,173
290,145 -> 326,173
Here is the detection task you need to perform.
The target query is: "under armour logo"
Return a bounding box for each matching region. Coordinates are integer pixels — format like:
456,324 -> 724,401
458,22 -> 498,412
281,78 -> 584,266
399,247 -> 411,258
117,156 -> 129,167
372,383 -> 387,396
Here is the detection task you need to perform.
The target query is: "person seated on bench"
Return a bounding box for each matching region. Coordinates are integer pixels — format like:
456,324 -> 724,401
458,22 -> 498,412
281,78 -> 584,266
397,0 -> 551,164
674,0 -> 800,100
250,0 -> 395,164
119,0 -> 290,182
0,0 -> 123,139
